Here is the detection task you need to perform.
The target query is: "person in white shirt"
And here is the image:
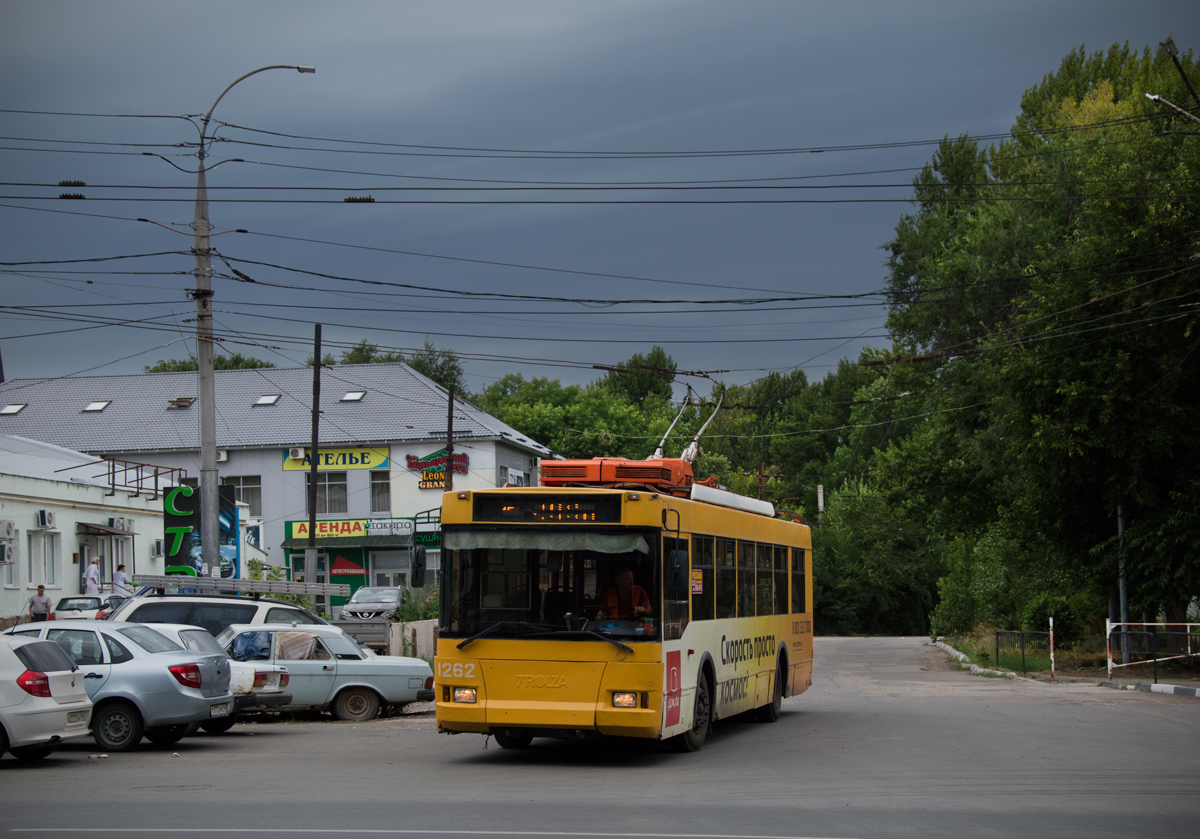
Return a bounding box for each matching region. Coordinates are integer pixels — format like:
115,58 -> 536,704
112,563 -> 132,597
83,557 -> 100,594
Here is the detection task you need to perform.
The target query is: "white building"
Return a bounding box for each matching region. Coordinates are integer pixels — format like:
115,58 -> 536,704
1,435 -> 166,623
0,363 -> 550,606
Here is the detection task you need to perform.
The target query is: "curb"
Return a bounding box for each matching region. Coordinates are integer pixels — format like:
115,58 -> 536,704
934,639 -> 1199,700
1099,680 -> 1200,698
934,640 -> 1018,679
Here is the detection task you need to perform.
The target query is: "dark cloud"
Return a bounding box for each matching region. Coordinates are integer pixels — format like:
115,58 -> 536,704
0,0 -> 1191,394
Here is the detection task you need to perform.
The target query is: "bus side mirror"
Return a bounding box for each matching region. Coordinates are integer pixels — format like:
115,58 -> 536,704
668,549 -> 688,594
410,545 -> 427,588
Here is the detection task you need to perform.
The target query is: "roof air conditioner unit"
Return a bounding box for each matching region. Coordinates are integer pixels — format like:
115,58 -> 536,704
288,447 -> 306,460
216,449 -> 229,462
1,543 -> 14,564
153,538 -> 164,556
36,510 -> 56,529
0,520 -> 14,540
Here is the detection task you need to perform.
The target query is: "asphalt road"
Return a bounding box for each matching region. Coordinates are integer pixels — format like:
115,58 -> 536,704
3,636 -> 1197,839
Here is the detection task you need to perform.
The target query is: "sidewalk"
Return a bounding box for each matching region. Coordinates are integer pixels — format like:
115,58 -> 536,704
935,639 -> 1200,700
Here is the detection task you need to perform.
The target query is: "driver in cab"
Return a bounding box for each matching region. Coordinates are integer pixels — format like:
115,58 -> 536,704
597,566 -> 652,620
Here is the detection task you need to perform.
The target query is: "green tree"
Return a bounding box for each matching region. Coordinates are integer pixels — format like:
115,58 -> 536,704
602,346 -> 677,408
407,338 -> 466,393
144,352 -> 275,372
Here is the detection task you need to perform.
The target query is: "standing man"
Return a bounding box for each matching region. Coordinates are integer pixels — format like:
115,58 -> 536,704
83,556 -> 100,594
27,585 -> 53,622
112,563 -> 132,597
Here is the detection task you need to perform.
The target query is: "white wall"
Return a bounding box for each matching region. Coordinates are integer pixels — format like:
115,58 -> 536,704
1,474 -> 164,621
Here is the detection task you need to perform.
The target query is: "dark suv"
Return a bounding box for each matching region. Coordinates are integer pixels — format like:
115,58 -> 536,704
106,593 -> 326,637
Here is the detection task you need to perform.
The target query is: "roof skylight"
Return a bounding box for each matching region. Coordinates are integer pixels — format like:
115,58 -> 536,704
340,391 -> 366,402
255,394 -> 281,406
1,404 -> 26,415
83,401 -> 110,412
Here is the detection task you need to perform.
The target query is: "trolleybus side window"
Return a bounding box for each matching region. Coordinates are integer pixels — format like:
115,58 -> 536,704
737,541 -> 756,617
691,535 -> 715,621
662,536 -> 688,641
756,542 -> 773,616
715,538 -> 736,619
791,547 -> 808,614
773,545 -> 788,615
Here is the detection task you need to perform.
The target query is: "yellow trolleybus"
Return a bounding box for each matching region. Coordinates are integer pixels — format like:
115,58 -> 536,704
434,455 -> 813,751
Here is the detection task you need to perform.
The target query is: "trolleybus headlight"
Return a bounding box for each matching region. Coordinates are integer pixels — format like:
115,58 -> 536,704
453,687 -> 478,704
612,691 -> 637,708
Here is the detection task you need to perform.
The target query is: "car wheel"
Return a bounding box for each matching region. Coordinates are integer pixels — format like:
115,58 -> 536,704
9,743 -> 58,761
671,673 -> 712,752
200,715 -> 237,734
333,687 -> 381,722
92,702 -> 144,751
144,724 -> 188,746
492,728 -> 533,749
755,660 -> 784,723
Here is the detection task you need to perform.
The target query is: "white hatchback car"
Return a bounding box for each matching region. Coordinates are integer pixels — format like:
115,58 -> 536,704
0,635 -> 92,760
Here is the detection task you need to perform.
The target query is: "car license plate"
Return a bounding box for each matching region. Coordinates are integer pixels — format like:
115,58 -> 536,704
209,703 -> 230,718
67,710 -> 88,725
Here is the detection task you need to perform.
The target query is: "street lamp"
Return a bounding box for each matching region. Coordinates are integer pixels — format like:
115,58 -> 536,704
193,65 -> 314,576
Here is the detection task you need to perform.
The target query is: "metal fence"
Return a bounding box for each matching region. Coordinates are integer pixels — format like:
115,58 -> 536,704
995,630 -> 1052,676
1106,621 -> 1200,683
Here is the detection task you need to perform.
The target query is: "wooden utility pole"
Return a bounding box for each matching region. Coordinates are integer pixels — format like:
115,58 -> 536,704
305,324 -> 321,606
444,385 -> 455,493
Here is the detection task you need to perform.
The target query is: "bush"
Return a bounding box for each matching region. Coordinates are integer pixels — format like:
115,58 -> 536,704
1022,592 -> 1079,646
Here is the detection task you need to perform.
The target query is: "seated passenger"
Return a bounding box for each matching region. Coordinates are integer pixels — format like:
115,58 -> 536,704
597,567 -> 652,620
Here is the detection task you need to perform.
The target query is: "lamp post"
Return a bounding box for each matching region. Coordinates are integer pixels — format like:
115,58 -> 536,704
193,65 -> 315,576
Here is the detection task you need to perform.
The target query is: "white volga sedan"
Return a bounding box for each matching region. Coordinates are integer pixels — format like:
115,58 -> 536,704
216,624 -> 433,722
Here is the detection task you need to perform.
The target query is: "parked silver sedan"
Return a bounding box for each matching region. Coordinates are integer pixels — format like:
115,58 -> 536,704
217,623 -> 433,721
147,624 -> 290,734
5,620 -> 233,751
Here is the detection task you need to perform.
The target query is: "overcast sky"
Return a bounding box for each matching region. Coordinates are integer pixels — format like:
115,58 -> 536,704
1,1 -> 1193,399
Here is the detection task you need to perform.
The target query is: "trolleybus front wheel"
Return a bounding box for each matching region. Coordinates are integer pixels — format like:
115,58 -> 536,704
671,673 -> 711,752
492,728 -> 533,749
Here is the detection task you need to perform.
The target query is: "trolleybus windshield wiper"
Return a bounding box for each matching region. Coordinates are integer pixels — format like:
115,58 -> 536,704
524,629 -> 635,653
456,621 -> 543,649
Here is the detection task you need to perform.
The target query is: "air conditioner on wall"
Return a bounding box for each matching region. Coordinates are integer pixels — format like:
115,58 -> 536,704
288,447 -> 306,460
216,449 -> 229,462
35,510 -> 56,529
1,543 -> 14,564
153,538 -> 164,556
0,520 -> 14,540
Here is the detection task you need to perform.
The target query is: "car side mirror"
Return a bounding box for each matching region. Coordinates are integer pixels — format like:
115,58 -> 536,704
410,545 -> 427,588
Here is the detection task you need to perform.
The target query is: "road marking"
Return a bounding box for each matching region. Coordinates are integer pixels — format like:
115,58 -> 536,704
11,831 -> 855,839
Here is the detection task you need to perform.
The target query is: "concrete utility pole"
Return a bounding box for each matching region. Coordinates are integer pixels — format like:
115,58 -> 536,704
192,65 -> 314,576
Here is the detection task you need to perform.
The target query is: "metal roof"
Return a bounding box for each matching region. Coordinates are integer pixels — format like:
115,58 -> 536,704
0,434 -> 109,486
0,363 -> 549,457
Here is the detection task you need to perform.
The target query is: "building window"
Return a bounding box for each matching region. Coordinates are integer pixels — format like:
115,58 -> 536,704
221,475 -> 263,518
370,471 -> 391,514
26,532 -> 57,586
307,472 -> 348,514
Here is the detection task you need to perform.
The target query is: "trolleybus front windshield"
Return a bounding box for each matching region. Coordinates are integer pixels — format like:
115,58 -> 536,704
440,527 -> 660,640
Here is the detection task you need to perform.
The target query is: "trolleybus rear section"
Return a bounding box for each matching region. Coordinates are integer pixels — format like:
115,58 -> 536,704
434,457 -> 813,751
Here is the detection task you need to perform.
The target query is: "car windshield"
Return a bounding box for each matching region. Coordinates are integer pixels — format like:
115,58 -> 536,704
118,625 -> 184,653
439,526 -> 661,641
348,589 -> 399,604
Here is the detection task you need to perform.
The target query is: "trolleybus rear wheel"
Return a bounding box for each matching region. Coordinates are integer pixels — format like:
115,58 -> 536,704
755,659 -> 784,723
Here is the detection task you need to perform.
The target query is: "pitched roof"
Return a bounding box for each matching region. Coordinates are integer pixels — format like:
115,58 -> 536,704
0,363 -> 549,456
0,434 -> 108,486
